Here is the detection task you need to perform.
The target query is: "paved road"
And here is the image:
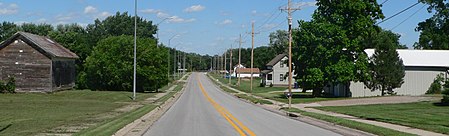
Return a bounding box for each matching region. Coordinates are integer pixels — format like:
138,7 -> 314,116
144,73 -> 341,136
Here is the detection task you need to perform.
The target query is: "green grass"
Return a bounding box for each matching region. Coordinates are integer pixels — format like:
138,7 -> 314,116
76,82 -> 185,136
282,107 -> 416,136
0,90 -> 157,136
74,104 -> 157,136
235,94 -> 273,105
209,73 -> 286,93
219,85 -> 239,94
316,102 -> 449,134
255,92 -> 346,104
208,73 -> 348,104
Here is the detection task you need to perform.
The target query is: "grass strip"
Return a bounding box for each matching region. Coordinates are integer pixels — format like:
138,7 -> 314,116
281,107 -> 416,136
75,104 -> 157,136
235,94 -> 273,105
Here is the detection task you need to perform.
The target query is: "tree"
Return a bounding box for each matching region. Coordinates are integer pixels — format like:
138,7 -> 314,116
268,30 -> 288,54
293,0 -> 384,96
84,35 -> 168,92
414,0 -> 449,49
0,21 -> 19,42
366,30 -> 405,96
20,23 -> 54,36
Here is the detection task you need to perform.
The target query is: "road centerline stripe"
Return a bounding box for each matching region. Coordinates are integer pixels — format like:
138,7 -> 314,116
196,74 -> 256,136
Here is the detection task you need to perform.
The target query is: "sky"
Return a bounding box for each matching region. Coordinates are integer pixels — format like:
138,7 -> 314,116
0,0 -> 434,55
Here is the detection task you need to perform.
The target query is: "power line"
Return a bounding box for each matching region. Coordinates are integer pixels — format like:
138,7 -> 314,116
391,5 -> 426,30
381,0 -> 390,5
377,2 -> 420,25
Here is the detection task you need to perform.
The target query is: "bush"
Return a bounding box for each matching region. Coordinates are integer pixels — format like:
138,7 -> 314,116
442,81 -> 449,104
0,77 -> 16,93
426,74 -> 444,94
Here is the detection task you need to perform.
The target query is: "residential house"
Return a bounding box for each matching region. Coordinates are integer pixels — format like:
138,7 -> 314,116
261,54 -> 293,86
0,32 -> 79,92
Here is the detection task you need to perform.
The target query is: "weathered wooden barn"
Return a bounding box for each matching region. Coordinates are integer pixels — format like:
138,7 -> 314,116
0,32 -> 79,92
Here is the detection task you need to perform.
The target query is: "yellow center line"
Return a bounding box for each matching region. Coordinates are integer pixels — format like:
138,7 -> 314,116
196,74 -> 256,136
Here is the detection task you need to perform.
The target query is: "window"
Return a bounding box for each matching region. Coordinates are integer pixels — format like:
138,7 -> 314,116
280,61 -> 284,68
267,74 -> 272,80
280,74 -> 284,81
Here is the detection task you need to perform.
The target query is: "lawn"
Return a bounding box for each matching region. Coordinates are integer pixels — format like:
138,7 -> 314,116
0,90 -> 158,136
283,107 -> 416,136
316,102 -> 449,134
209,73 -> 346,104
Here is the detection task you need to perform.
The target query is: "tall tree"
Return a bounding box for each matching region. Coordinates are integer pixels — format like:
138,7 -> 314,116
366,30 -> 405,96
293,0 -> 384,96
84,35 -> 168,92
268,30 -> 288,55
414,0 -> 449,49
0,21 -> 19,42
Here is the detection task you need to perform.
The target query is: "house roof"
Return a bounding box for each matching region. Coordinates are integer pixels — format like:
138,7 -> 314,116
236,68 -> 260,74
266,54 -> 287,66
261,69 -> 273,74
0,32 -> 79,59
365,49 -> 449,68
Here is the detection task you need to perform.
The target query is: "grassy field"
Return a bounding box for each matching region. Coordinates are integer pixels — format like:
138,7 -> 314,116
283,107 -> 416,136
316,102 -> 449,134
235,94 -> 273,104
0,90 -> 158,135
209,73 -> 345,104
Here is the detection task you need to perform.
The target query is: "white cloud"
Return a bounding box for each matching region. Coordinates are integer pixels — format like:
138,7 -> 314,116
168,16 -> 196,23
55,13 -> 77,21
84,6 -> 97,14
184,5 -> 205,13
140,9 -> 161,14
294,1 -> 317,7
36,18 -> 47,23
96,11 -> 111,20
157,12 -> 171,18
0,3 -> 18,15
217,19 -> 232,25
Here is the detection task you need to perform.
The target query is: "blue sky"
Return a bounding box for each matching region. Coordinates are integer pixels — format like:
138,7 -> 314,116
0,0 -> 433,55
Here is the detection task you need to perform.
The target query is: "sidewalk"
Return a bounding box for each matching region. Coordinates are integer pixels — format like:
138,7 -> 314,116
209,74 -> 447,136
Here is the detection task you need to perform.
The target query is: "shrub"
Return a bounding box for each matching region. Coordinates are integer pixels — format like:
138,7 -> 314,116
426,74 -> 444,94
0,77 -> 16,93
442,82 -> 449,104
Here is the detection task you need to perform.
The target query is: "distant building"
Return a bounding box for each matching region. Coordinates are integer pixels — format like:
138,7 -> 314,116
325,49 -> 449,97
0,32 -> 79,92
261,54 -> 294,86
230,64 -> 260,78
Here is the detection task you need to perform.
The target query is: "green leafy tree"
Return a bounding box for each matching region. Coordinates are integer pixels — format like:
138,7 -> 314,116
0,21 -> 19,42
366,30 -> 405,96
293,0 -> 384,96
85,35 -> 168,92
20,23 -> 54,36
414,0 -> 449,49
268,30 -> 288,54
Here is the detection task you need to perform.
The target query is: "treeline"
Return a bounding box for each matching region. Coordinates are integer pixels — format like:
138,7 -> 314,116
0,12 -> 211,92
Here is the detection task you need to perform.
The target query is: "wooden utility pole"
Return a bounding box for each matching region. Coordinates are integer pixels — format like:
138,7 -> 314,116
237,34 -> 244,86
250,22 -> 258,93
229,44 -> 233,85
224,50 -> 227,77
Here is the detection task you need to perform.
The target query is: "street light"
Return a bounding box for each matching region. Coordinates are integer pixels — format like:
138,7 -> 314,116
156,17 -> 174,47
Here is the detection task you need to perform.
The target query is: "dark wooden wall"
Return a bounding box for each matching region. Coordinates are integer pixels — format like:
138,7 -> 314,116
52,59 -> 76,91
0,38 -> 52,92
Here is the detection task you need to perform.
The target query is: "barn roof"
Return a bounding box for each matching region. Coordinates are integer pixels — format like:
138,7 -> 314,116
365,49 -> 449,68
0,32 -> 79,59
266,54 -> 287,66
236,68 -> 260,74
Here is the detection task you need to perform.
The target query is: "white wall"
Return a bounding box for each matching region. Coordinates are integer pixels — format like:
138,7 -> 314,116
271,57 -> 290,86
350,69 -> 445,97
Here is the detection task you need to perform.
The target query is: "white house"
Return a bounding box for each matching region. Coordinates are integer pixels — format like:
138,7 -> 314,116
261,54 -> 294,86
325,49 -> 449,97
231,64 -> 260,78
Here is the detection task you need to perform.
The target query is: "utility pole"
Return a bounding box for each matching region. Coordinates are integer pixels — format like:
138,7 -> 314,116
132,0 -> 137,100
224,49 -> 227,77
229,44 -> 233,85
237,34 -> 244,86
249,22 -> 259,94
183,52 -> 186,75
281,0 -> 300,109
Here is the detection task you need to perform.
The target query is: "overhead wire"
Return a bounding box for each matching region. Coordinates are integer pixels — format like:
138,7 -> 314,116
391,5 -> 426,30
377,2 -> 420,25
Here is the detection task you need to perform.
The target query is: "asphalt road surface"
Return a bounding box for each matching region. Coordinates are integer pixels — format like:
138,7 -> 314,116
144,73 -> 341,136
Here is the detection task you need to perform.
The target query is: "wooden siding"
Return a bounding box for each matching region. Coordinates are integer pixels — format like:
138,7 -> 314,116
0,39 -> 52,92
